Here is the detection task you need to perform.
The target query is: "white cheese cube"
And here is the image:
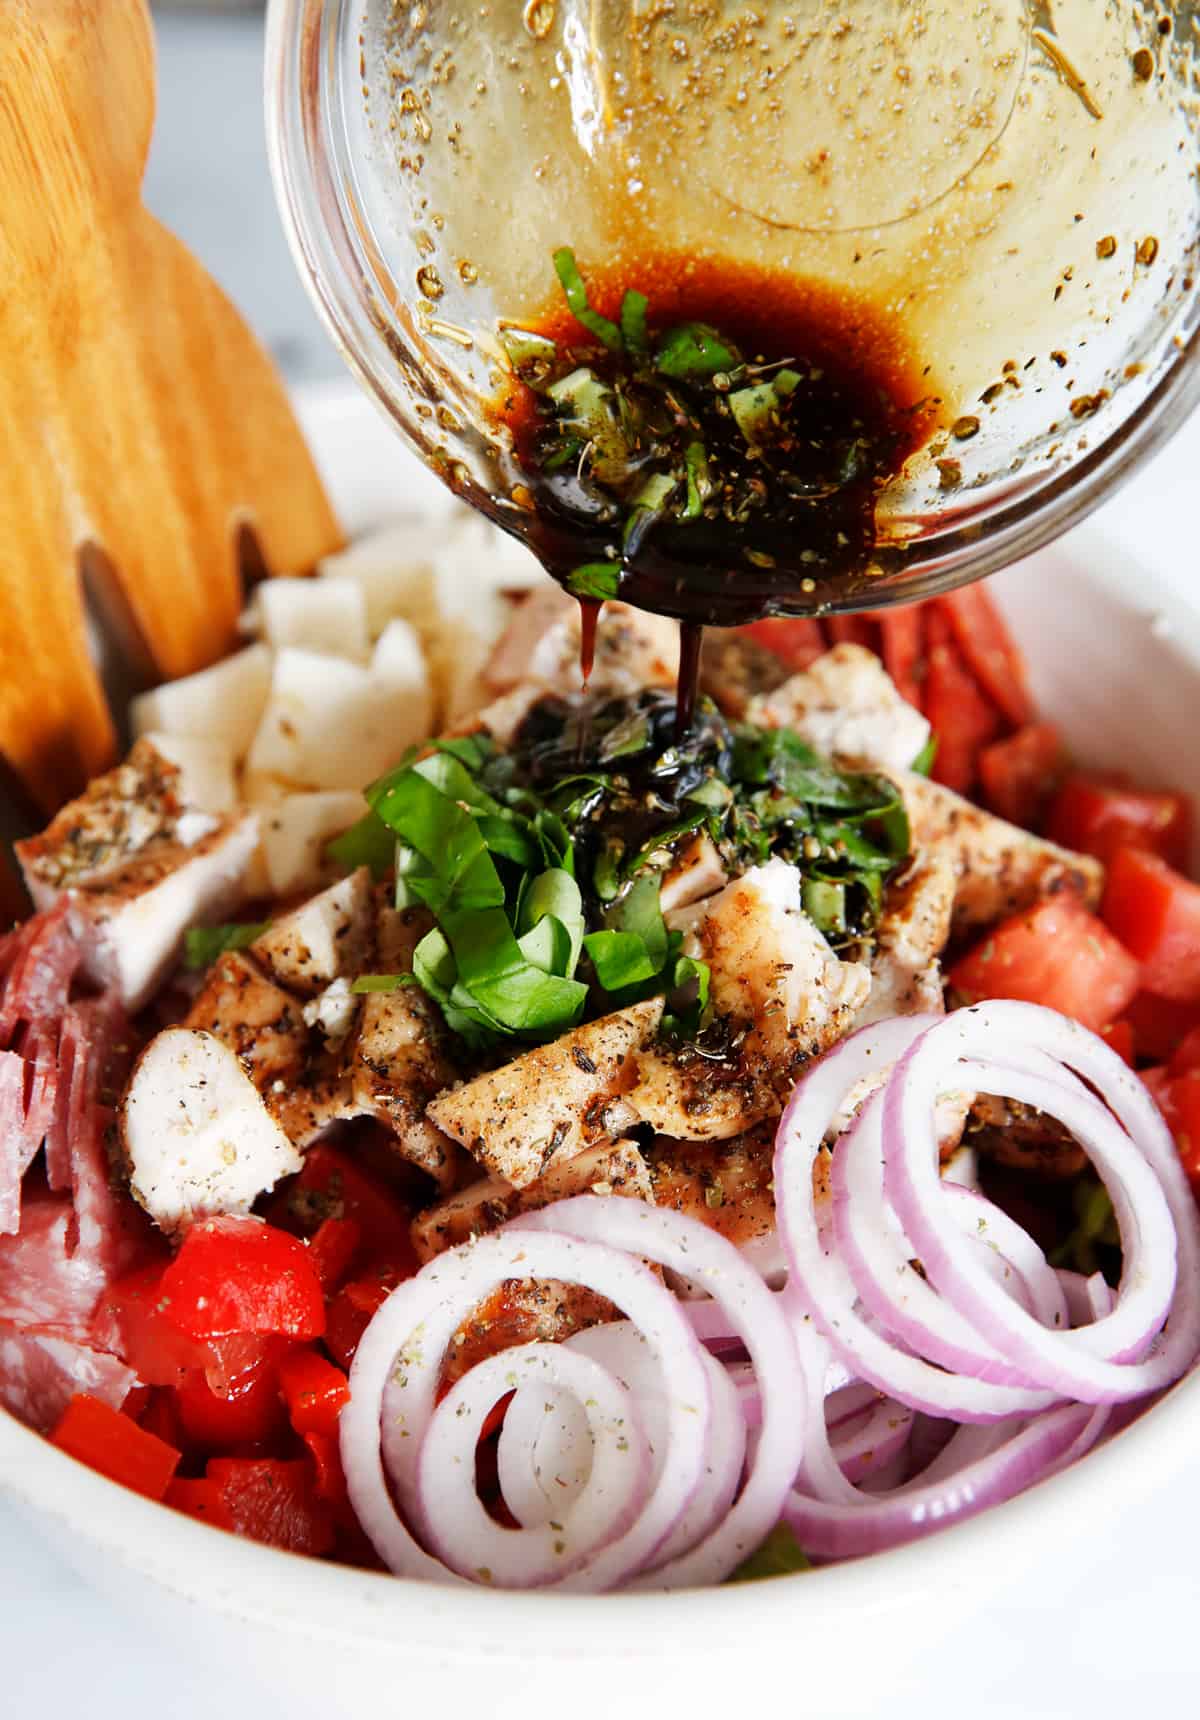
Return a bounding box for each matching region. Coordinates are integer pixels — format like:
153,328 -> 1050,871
245,648 -> 428,792
130,645 -> 272,765
245,576 -> 369,662
256,791 -> 369,898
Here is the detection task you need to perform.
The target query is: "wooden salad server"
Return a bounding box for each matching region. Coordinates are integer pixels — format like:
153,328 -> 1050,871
0,0 -> 343,817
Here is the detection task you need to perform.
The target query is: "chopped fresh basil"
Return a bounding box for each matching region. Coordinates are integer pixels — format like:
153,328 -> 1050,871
567,562 -> 621,601
654,321 -> 739,380
183,922 -> 270,970
326,810 -> 396,879
350,973 -> 412,995
552,247 -> 624,351
619,289 -> 649,354
911,733 -> 938,776
682,440 -> 711,521
728,1524 -> 811,1583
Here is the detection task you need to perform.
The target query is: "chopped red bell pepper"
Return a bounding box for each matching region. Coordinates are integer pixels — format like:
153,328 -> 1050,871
279,1346 -> 350,1439
978,723 -> 1066,830
306,1216 -> 362,1293
948,896 -> 1140,1034
1103,848 -> 1200,1003
935,586 -> 1034,729
206,1457 -> 335,1556
173,1344 -> 287,1452
160,1216 -> 325,1343
92,1261 -> 213,1387
1046,774 -> 1192,870
275,1143 -> 417,1270
51,1393 -> 181,1501
921,607 -> 1003,796
323,1262 -> 413,1372
302,1430 -> 349,1509
165,1476 -> 235,1529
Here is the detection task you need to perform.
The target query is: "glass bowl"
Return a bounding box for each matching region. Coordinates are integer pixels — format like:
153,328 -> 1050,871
266,0 -> 1200,618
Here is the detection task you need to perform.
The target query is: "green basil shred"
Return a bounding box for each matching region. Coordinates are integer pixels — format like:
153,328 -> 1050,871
183,922 -> 270,970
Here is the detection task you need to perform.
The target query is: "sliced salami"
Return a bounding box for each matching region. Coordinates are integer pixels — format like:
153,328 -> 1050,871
0,1053 -> 23,1236
0,1191 -> 108,1336
0,1323 -> 135,1434
59,994 -> 150,1275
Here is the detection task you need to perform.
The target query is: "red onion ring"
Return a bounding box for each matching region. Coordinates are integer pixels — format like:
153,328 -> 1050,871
884,1004 -> 1199,1400
514,1197 -> 808,1589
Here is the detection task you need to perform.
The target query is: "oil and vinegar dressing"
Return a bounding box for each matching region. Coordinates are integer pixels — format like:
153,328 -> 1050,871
494,252 -> 942,733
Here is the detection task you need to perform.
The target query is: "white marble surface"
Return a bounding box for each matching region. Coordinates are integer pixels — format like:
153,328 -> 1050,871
4,11 -> 1200,1717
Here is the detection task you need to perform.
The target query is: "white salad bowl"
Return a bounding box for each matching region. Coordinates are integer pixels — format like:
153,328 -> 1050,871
3,385 -> 1200,1719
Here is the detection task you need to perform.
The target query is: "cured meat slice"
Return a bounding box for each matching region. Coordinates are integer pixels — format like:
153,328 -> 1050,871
0,1191 -> 107,1337
0,1325 -> 134,1434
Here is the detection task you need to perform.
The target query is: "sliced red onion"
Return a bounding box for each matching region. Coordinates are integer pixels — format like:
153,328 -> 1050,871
774,1019 -> 1060,1422
514,1197 -> 808,1590
341,1226 -> 714,1590
884,1004 -> 1198,1400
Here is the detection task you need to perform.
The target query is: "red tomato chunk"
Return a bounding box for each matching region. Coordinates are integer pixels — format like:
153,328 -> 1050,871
206,1457 -> 335,1557
51,1394 -> 180,1501
949,898 -> 1139,1034
160,1216 -> 326,1342
1048,774 -> 1192,869
979,723 -> 1065,830
1103,849 -> 1200,1004
279,1346 -> 350,1439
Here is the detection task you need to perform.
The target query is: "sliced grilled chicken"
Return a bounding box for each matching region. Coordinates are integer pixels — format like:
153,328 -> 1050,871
427,999 -> 664,1188
121,1028 -> 302,1234
349,899 -> 463,1187
251,867 -> 373,997
411,1139 -> 652,1262
483,589 -> 679,701
746,644 -> 932,775
856,854 -> 956,1026
16,736 -> 258,1011
631,861 -> 871,1141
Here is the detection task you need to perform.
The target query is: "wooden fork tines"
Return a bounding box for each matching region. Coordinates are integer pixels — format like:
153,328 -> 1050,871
0,0 -> 343,816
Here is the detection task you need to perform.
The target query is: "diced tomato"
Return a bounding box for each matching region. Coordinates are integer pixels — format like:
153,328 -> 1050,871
160,1216 -> 325,1343
479,1390 -> 514,1443
1140,1065 -> 1177,1127
302,1430 -> 348,1510
1103,848 -> 1200,1003
51,1394 -> 181,1501
1170,1025 -> 1200,1077
165,1476 -> 235,1530
274,1144 -> 418,1270
979,723 -> 1066,830
1046,774 -> 1193,869
92,1262 -> 212,1387
137,1387 -> 186,1451
1122,992 -> 1200,1063
875,606 -> 926,708
306,1216 -> 362,1293
1099,1019 -> 1136,1067
279,1347 -> 350,1440
949,896 -> 1140,1033
1163,1071 -> 1200,1194
323,1263 -> 413,1372
825,615 -> 878,650
740,617 -> 828,672
935,587 -> 1034,729
921,607 -> 1002,795
206,1457 -> 335,1557
173,1346 -> 287,1452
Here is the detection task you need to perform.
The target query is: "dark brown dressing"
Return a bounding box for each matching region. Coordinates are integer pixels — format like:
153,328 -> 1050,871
498,253 -> 940,729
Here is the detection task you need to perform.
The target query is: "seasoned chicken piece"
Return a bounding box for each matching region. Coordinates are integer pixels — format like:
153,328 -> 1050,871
183,950 -> 355,1150
411,1139 -> 652,1262
483,588 -> 679,701
966,1094 -> 1086,1180
892,771 -> 1103,936
443,1278 -> 617,1388
631,862 -> 871,1140
427,999 -> 664,1188
647,1125 -> 776,1251
250,868 -> 373,997
349,901 -> 462,1187
746,644 -> 931,775
659,834 -> 728,916
16,737 -> 258,1011
856,855 -> 956,1026
698,629 -> 792,720
121,1028 -> 301,1235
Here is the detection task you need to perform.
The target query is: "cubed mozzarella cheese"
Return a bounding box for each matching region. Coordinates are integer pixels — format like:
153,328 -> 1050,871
245,647 -> 427,791
256,791 -> 368,897
122,1029 -> 303,1233
244,577 -> 370,662
142,731 -> 236,815
372,618 -> 432,738
130,644 -> 272,764
317,523 -> 439,638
